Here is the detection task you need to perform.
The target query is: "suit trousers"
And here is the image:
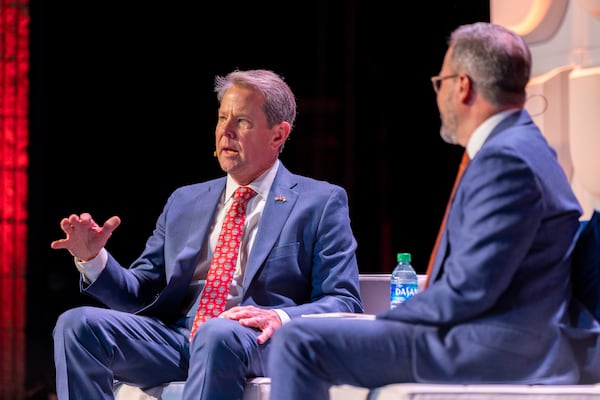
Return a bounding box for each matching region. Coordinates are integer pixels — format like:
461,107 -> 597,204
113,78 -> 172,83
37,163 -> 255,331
268,317 -> 415,400
53,306 -> 271,400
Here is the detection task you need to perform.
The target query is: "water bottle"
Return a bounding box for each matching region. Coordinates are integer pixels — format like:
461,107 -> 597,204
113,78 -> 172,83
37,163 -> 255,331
390,252 -> 419,309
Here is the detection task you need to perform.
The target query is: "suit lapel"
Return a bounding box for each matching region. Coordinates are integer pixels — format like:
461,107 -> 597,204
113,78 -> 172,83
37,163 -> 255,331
171,179 -> 225,281
242,166 -> 298,288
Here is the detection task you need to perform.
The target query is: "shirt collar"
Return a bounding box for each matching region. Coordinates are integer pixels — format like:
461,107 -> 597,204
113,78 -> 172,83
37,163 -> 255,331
225,159 -> 280,202
466,109 -> 520,159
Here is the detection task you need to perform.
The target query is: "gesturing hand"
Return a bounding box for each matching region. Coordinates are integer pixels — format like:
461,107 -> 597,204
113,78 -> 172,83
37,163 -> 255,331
50,213 -> 121,262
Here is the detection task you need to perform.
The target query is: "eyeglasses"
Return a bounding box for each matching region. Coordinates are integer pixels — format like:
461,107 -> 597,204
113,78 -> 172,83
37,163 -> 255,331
431,74 -> 459,93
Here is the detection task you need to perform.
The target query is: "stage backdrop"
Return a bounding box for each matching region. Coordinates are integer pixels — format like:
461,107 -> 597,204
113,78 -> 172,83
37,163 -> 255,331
0,1 -> 29,399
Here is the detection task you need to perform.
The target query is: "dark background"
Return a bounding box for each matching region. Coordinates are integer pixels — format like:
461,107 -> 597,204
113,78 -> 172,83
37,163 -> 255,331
26,1 -> 489,397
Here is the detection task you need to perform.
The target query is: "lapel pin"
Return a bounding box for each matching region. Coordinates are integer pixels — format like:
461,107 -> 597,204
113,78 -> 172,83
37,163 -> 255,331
275,196 -> 287,202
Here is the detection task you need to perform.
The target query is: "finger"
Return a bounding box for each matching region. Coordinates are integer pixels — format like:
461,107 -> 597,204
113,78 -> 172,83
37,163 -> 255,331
229,305 -> 251,313
218,308 -> 240,320
223,306 -> 252,317
59,218 -> 73,232
257,326 -> 275,344
79,214 -> 99,231
79,213 -> 93,223
103,216 -> 121,233
50,239 -> 67,250
67,214 -> 82,225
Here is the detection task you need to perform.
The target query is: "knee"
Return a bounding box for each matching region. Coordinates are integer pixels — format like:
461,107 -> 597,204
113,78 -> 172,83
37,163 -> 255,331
190,318 -> 256,354
53,306 -> 98,340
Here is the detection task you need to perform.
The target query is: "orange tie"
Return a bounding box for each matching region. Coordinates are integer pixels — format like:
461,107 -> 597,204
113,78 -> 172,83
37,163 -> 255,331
189,186 -> 256,340
423,151 -> 470,289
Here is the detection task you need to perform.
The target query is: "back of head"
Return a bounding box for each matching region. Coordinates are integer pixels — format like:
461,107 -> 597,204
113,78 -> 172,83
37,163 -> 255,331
214,69 -> 297,131
448,22 -> 531,107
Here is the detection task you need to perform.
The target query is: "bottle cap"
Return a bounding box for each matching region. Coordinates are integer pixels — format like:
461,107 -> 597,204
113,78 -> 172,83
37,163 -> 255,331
397,253 -> 411,263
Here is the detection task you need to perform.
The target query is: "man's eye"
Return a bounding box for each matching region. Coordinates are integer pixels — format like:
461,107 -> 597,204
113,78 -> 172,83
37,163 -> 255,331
238,119 -> 252,128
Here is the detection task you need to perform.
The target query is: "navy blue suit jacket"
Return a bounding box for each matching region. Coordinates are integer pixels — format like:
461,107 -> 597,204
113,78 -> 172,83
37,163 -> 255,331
81,163 -> 363,323
378,110 -> 586,383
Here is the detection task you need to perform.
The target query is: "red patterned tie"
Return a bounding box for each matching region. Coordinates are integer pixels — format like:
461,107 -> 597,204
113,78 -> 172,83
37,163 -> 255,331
423,151 -> 470,289
189,186 -> 256,340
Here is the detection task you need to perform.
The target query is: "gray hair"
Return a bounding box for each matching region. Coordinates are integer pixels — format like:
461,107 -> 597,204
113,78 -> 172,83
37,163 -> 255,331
448,22 -> 531,106
214,69 -> 297,132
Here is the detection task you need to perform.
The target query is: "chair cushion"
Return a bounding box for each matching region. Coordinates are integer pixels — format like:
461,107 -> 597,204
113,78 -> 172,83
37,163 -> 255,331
114,377 -> 270,400
329,383 -> 600,400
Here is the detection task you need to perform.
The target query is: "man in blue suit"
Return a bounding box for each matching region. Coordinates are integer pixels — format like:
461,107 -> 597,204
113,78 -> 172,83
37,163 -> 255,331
268,23 -> 599,399
51,69 -> 363,400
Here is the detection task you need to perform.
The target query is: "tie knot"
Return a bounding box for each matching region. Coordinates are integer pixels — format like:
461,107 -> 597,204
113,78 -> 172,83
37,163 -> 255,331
234,186 -> 256,204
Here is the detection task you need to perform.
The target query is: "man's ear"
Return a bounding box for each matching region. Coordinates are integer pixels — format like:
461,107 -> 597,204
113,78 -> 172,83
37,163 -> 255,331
459,74 -> 476,105
272,121 -> 291,148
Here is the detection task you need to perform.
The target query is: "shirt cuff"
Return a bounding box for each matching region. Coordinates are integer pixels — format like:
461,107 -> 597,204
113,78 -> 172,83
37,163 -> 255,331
74,248 -> 108,283
274,309 -> 291,324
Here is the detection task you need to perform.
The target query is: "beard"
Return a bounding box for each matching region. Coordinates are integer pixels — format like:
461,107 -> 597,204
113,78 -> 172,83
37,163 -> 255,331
440,123 -> 457,145
439,95 -> 458,145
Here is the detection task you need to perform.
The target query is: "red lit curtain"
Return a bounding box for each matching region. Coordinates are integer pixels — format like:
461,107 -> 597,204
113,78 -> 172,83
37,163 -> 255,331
0,1 -> 29,399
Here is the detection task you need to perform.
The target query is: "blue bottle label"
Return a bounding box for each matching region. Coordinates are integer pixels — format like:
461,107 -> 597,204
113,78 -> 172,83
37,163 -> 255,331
390,283 -> 418,307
